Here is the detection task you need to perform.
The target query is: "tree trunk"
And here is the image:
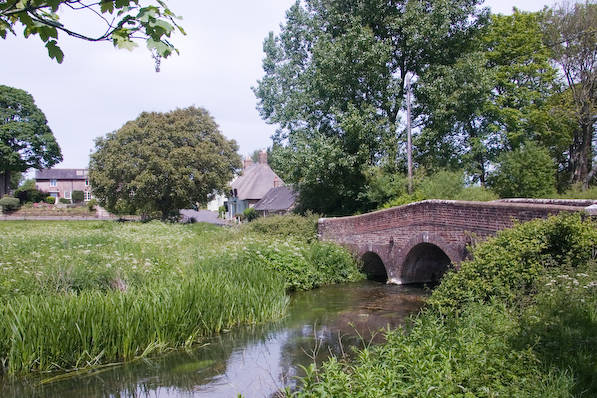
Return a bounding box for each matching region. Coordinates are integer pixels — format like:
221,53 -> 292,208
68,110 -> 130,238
570,120 -> 593,189
0,171 -> 11,197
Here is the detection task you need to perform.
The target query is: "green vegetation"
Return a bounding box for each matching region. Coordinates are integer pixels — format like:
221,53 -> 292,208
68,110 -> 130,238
0,1 -> 184,64
89,106 -> 241,221
0,85 -> 62,197
0,196 -> 20,212
243,213 -> 319,242
72,190 -> 84,203
0,219 -> 361,375
292,215 -> 597,397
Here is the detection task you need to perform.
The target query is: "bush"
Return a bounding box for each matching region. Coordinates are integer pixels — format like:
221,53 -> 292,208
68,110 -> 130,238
14,180 -> 46,204
488,142 -> 556,198
218,205 -> 226,218
0,196 -> 21,212
44,196 -> 56,205
243,207 -> 258,222
72,190 -> 84,203
59,198 -> 70,204
429,214 -> 597,314
244,213 -> 319,241
87,198 -> 98,211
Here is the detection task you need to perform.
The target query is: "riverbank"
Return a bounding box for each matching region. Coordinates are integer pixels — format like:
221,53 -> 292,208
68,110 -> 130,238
0,217 -> 363,376
292,214 -> 597,397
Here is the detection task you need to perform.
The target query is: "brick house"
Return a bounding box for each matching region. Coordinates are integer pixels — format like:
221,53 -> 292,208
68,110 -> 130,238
35,168 -> 93,201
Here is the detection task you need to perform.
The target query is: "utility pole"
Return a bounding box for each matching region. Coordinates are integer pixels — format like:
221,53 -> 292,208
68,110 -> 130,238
406,74 -> 413,194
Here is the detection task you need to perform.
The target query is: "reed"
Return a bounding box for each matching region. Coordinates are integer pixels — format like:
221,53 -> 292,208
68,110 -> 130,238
0,220 -> 360,375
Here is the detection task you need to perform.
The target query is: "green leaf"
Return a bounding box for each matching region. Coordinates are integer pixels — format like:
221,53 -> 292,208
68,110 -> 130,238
45,40 -> 64,63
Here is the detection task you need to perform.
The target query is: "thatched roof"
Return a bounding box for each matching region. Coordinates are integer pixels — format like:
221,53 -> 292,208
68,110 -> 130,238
230,163 -> 283,201
254,186 -> 297,212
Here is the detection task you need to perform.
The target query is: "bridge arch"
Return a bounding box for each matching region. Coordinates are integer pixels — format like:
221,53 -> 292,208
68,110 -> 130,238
398,233 -> 459,284
361,251 -> 388,282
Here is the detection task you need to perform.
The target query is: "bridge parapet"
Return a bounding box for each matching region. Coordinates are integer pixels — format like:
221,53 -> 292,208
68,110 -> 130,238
319,199 -> 594,284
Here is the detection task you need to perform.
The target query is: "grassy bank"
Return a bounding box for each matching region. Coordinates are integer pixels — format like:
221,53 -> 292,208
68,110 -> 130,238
293,215 -> 597,397
0,219 -> 362,375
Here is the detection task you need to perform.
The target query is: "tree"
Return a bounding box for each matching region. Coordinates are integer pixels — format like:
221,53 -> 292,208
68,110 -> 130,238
254,0 -> 487,215
0,85 -> 62,197
89,106 -> 241,220
488,142 -> 556,198
0,0 -> 184,67
543,1 -> 597,188
415,10 -> 565,185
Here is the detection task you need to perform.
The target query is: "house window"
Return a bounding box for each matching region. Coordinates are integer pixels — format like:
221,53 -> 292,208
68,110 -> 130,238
85,178 -> 90,186
84,191 -> 92,201
50,179 -> 57,187
64,191 -> 71,200
50,192 -> 58,198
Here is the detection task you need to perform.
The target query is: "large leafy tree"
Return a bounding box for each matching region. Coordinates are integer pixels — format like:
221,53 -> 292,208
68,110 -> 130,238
415,10 -> 564,185
0,85 -> 62,197
543,1 -> 597,188
89,107 -> 241,220
254,0 -> 486,215
0,0 -> 184,66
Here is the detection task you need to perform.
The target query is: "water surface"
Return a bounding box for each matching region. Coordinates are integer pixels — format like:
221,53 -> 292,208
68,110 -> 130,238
2,281 -> 427,397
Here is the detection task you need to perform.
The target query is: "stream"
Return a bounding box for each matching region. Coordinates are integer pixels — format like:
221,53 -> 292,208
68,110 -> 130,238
1,280 -> 428,398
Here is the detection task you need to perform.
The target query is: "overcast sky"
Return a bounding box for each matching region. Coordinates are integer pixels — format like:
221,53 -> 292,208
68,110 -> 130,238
3,0 -> 554,170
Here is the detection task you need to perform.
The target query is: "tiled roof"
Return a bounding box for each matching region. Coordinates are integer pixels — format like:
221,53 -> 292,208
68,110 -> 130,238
230,163 -> 283,200
254,186 -> 297,212
35,168 -> 88,180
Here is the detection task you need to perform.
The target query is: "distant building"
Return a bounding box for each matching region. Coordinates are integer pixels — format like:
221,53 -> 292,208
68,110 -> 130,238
35,168 -> 93,201
226,151 -> 283,219
253,186 -> 297,216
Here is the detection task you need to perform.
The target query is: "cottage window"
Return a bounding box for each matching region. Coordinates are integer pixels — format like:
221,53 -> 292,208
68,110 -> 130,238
50,179 -> 57,187
85,178 -> 90,186
64,191 -> 71,200
84,191 -> 92,201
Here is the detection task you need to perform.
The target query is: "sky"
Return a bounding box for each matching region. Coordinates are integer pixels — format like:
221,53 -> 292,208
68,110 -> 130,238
3,0 -> 555,170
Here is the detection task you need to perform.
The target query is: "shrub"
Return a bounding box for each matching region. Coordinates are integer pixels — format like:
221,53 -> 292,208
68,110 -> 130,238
429,214 -> 597,314
72,190 -> 84,203
44,196 -> 56,204
243,207 -> 258,222
87,198 -> 98,211
0,196 -> 21,212
59,198 -> 70,204
488,142 -> 556,198
218,205 -> 226,218
14,181 -> 46,203
244,213 -> 319,241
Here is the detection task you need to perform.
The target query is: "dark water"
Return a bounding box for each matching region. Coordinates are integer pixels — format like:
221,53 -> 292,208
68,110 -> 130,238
1,281 -> 427,398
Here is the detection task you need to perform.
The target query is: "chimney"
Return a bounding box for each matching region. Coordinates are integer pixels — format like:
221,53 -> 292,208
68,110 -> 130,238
243,157 -> 253,170
258,150 -> 268,164
273,176 -> 281,188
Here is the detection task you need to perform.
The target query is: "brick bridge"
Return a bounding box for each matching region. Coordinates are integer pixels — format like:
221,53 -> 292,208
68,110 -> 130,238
318,199 -> 597,285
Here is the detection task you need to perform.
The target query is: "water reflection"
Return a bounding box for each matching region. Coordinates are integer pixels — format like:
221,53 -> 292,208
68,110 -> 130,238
1,281 -> 427,398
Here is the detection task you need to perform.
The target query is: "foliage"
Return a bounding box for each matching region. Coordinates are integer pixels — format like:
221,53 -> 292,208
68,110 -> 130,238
415,10 -> 563,185
430,214 -> 597,314
72,190 -> 84,203
243,207 -> 258,222
0,0 -> 185,65
58,197 -> 70,204
488,142 -> 556,198
243,213 -> 319,242
293,214 -> 597,397
555,184 -> 597,200
44,196 -> 55,204
0,85 -> 62,197
543,1 -> 597,187
89,106 -> 241,220
255,0 -> 487,215
87,198 -> 98,211
0,196 -> 20,212
0,220 -> 360,374
14,179 -> 46,204
381,169 -> 497,208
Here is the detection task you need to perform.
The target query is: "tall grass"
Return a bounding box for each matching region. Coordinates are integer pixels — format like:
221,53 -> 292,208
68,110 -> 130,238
292,215 -> 597,397
0,219 -> 360,375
